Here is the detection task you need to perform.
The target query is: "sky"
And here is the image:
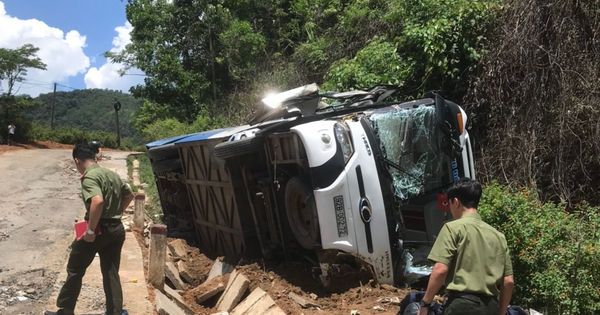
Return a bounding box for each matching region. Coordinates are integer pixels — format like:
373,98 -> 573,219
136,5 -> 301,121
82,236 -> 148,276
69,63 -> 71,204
0,0 -> 145,97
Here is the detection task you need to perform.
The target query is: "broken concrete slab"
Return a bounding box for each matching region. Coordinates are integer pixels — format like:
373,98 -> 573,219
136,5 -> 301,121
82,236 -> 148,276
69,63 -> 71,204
164,284 -> 194,314
230,288 -> 267,315
231,287 -> 285,315
168,239 -> 190,258
208,258 -> 235,280
190,275 -> 227,305
216,270 -> 250,312
177,260 -> 196,285
263,307 -> 287,315
288,292 -> 321,309
165,262 -> 187,291
211,312 -> 229,315
156,289 -> 187,315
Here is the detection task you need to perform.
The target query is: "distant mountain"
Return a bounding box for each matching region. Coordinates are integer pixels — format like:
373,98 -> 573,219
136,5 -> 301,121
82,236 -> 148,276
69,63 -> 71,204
25,89 -> 142,138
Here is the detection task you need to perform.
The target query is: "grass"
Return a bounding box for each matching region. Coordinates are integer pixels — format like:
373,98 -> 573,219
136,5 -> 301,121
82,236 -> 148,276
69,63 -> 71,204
126,153 -> 162,223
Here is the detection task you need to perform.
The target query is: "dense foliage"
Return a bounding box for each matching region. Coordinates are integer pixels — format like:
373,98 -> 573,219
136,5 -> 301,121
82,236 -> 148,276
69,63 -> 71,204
25,89 -> 143,139
465,0 -> 600,206
107,1 -> 600,312
479,183 -> 599,314
113,0 -> 501,137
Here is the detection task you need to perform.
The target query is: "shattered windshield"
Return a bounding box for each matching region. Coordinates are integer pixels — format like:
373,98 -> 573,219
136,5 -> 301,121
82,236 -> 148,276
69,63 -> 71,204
368,105 -> 454,200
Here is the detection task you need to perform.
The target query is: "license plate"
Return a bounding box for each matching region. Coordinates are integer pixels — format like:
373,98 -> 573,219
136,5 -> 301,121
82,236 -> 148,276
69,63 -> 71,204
333,196 -> 348,237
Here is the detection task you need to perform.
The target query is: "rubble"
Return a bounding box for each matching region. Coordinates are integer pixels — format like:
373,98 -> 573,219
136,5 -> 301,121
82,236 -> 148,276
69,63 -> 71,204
165,262 -> 188,291
155,237 -> 411,315
156,290 -> 188,315
189,275 -> 227,304
169,239 -> 191,259
216,270 -> 250,312
208,258 -> 235,280
231,287 -> 285,315
177,260 -> 196,285
164,285 -> 195,314
288,292 -> 321,309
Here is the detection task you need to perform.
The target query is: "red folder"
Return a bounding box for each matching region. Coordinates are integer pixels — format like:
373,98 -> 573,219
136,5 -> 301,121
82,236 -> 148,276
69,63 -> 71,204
74,221 -> 101,239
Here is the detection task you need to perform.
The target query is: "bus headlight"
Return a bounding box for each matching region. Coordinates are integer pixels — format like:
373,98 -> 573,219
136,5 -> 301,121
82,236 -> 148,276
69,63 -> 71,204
334,123 -> 354,163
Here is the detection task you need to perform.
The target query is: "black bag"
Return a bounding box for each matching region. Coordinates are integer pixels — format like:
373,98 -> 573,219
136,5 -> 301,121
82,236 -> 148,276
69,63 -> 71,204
506,305 -> 528,315
398,292 -> 443,315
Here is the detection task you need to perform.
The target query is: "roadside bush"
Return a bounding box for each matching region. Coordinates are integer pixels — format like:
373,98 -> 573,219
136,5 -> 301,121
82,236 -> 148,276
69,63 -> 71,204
27,123 -> 136,150
479,183 -> 600,315
139,111 -> 225,143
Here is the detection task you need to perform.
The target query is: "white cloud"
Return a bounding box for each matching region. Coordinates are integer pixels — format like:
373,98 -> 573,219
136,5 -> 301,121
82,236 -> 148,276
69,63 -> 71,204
0,1 -> 90,96
84,21 -> 145,92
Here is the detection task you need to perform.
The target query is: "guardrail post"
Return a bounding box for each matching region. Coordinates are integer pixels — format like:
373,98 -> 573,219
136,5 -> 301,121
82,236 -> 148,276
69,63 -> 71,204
148,224 -> 167,291
134,194 -> 145,230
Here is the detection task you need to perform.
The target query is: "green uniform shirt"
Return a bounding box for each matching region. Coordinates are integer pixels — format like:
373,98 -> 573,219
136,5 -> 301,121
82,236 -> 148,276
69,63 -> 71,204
81,164 -> 132,220
427,212 -> 513,296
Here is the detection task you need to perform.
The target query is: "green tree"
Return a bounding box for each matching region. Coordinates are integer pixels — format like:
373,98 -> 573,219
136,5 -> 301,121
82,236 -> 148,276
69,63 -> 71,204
0,44 -> 47,97
0,44 -> 47,142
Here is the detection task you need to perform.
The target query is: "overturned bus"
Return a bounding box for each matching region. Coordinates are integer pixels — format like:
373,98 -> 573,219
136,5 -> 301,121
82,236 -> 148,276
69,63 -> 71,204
146,85 -> 474,286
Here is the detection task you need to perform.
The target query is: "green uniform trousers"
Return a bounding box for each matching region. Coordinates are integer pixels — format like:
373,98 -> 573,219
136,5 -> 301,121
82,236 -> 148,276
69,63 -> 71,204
444,295 -> 499,315
56,221 -> 125,315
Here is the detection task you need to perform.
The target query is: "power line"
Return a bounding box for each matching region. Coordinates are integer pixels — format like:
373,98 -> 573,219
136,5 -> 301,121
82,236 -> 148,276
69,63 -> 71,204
24,78 -> 54,84
56,83 -> 82,90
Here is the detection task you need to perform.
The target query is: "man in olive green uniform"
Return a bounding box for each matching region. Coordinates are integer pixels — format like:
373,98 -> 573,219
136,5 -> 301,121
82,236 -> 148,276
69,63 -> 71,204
418,178 -> 514,315
45,144 -> 135,315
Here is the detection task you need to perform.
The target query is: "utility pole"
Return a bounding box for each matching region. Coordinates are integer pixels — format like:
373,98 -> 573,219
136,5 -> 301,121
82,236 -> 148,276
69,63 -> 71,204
50,83 -> 57,129
113,99 -> 122,148
209,24 -> 217,103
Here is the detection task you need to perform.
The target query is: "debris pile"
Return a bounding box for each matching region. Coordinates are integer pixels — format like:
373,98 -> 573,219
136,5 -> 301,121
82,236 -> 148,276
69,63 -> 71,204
151,238 -> 410,315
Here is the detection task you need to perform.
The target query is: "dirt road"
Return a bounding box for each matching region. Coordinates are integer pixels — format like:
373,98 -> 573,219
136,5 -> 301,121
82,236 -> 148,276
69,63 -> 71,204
0,149 -> 82,314
0,149 -> 151,315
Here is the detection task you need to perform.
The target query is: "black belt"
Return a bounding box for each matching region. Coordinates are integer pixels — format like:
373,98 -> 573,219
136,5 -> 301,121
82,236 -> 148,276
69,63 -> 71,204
448,291 -> 497,303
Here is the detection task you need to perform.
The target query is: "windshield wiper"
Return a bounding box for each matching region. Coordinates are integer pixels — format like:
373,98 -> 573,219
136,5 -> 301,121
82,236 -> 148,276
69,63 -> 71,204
378,156 -> 424,186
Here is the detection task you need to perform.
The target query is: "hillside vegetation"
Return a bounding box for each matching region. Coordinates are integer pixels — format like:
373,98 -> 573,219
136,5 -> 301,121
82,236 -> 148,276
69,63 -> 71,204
104,0 -> 599,313
25,89 -> 142,139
